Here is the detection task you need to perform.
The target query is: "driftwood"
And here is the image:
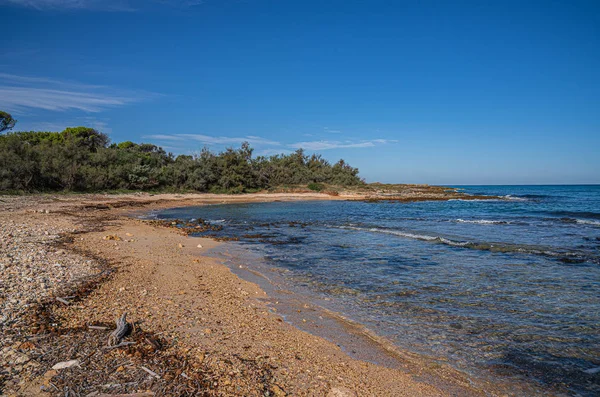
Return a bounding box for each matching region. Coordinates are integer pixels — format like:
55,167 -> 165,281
88,325 -> 108,331
103,342 -> 136,351
107,313 -> 131,347
140,366 -> 160,379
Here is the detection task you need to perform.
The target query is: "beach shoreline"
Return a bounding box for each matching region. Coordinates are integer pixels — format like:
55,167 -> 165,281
1,190 -> 497,396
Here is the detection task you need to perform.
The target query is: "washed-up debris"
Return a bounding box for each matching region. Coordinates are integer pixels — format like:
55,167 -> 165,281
140,366 -> 160,379
56,297 -> 71,305
52,359 -> 80,370
108,313 -> 132,347
89,325 -> 109,330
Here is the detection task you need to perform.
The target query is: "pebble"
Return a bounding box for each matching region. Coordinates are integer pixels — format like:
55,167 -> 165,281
0,202 -> 100,338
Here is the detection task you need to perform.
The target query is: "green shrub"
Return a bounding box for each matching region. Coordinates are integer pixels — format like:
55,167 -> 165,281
307,182 -> 325,192
0,123 -> 365,193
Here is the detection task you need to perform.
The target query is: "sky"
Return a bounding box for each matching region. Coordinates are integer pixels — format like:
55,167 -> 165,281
0,0 -> 598,184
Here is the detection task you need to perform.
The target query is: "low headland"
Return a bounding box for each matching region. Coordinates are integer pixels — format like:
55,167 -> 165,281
0,188 -> 503,397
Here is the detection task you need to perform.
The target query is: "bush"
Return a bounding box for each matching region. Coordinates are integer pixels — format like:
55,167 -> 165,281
0,126 -> 365,193
307,182 -> 325,191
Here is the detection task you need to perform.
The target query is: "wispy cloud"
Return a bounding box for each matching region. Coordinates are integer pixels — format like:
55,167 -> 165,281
17,117 -> 112,133
0,73 -> 157,113
1,0 -> 204,11
289,139 -> 397,151
144,133 -> 281,147
1,0 -> 135,10
146,133 -> 397,153
323,126 -> 342,134
255,148 -> 294,157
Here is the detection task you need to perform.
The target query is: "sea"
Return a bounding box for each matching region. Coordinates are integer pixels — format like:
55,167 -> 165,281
152,185 -> 600,396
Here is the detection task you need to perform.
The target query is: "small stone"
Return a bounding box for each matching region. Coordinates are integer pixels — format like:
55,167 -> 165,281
197,244 -> 203,248
327,387 -> 356,397
44,369 -> 58,379
270,384 -> 286,397
178,243 -> 184,248
13,353 -> 30,365
52,359 -> 79,370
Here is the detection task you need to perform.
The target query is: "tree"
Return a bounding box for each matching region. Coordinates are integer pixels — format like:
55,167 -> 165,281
0,111 -> 16,133
0,127 -> 364,192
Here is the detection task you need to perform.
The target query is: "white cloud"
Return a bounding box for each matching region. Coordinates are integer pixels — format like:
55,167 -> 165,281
1,0 -> 203,10
2,0 -> 135,10
323,126 -> 342,134
0,73 -> 156,113
144,133 -> 282,147
17,117 -> 112,133
146,134 -> 397,153
255,148 -> 294,157
289,139 -> 396,151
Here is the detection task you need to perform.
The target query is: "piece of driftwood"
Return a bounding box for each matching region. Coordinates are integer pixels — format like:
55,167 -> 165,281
140,366 -> 160,378
103,342 -> 136,351
88,325 -> 108,331
56,297 -> 71,305
107,313 -> 131,347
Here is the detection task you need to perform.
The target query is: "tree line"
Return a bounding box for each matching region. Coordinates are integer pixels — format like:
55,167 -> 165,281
0,123 -> 364,193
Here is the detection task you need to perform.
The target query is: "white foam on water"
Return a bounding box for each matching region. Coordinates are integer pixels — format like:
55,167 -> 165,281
575,219 -> 600,226
502,195 -> 528,201
455,219 -> 510,225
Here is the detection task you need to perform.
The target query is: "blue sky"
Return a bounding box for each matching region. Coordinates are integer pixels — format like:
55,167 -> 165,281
1,0 -> 598,184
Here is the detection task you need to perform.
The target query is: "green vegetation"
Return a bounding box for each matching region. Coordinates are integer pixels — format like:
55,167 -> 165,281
307,182 -> 325,192
0,123 -> 363,193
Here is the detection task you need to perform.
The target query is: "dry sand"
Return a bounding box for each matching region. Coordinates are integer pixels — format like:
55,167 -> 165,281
1,192 -> 492,396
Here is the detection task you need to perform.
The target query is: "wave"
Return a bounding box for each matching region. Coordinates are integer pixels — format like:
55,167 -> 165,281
575,219 -> 600,226
454,219 -> 511,225
502,195 -> 528,201
337,226 -> 596,264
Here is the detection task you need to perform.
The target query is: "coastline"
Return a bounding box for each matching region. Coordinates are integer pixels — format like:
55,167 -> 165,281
1,191 -> 494,396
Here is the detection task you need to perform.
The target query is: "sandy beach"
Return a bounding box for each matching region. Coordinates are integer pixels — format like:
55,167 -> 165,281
1,191 -> 490,396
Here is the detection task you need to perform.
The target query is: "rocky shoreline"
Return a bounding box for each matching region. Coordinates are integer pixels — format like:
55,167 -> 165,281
0,192 -> 490,397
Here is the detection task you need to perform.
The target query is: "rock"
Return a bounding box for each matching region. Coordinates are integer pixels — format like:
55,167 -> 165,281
19,341 -> 35,350
197,244 -> 203,248
178,243 -> 184,248
13,352 -> 31,365
52,359 -> 80,370
44,369 -> 58,379
103,235 -> 122,241
270,384 -> 286,397
327,387 -> 356,397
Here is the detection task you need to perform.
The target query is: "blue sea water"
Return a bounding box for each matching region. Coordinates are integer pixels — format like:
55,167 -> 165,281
155,185 -> 600,396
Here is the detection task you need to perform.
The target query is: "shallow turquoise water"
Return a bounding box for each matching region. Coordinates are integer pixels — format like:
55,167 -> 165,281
155,185 -> 600,396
